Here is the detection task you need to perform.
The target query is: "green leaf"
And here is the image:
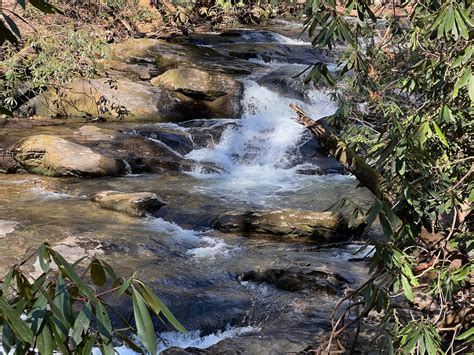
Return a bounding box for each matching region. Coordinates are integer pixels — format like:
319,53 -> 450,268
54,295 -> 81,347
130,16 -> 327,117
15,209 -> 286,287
116,276 -> 133,296
53,275 -> 72,342
100,339 -> 115,355
39,243 -> 51,273
136,280 -> 186,333
453,66 -> 471,98
133,289 -> 157,355
37,323 -> 54,355
401,275 -> 414,302
91,259 -> 107,287
95,302 -> 112,343
48,248 -> 97,302
432,122 -> 448,147
71,301 -> 93,346
456,327 -> 474,341
0,298 -> 34,343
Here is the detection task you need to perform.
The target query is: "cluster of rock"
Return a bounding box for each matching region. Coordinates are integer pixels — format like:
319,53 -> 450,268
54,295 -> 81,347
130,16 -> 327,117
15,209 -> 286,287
28,38 -> 253,122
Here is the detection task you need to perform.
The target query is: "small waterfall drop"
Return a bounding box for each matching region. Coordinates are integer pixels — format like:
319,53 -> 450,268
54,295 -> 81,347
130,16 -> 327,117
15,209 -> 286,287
185,79 -> 337,201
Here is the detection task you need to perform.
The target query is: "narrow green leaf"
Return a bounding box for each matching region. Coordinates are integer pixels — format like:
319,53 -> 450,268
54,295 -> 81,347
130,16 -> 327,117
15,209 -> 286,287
0,298 -> 33,343
136,281 -> 186,333
401,275 -> 414,302
48,248 -> 97,302
71,301 -> 93,346
95,302 -> 112,343
37,323 -> 54,355
455,327 -> 474,341
133,289 -> 157,355
453,66 -> 471,98
38,243 -> 50,273
432,122 -> 448,147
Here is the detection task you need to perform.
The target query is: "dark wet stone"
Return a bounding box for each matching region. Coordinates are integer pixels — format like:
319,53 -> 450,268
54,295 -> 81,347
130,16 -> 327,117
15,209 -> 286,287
215,209 -> 362,241
212,42 -> 332,65
239,267 -> 349,294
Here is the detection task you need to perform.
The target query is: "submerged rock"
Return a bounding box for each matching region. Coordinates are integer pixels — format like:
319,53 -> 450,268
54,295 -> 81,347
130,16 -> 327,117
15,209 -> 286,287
11,134 -> 126,177
239,267 -> 349,294
212,42 -> 331,65
214,210 -> 363,240
91,191 -> 166,217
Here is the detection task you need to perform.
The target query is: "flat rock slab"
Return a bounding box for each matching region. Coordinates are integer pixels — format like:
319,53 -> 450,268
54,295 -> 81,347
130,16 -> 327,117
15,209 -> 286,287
214,210 -> 363,240
91,191 -> 166,217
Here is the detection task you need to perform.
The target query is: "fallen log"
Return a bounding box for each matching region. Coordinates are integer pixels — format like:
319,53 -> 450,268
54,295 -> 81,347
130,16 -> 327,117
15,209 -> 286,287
289,104 -> 446,248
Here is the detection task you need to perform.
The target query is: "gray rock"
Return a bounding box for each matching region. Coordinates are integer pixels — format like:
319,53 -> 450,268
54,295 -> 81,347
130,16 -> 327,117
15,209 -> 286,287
91,191 -> 166,217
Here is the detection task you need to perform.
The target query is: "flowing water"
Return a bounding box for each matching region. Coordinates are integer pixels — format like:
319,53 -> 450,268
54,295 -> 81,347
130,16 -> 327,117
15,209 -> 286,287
0,21 -> 374,353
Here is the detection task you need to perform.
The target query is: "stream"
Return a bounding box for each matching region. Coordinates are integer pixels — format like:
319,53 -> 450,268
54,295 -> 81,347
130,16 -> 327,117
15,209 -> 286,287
0,20 -> 374,353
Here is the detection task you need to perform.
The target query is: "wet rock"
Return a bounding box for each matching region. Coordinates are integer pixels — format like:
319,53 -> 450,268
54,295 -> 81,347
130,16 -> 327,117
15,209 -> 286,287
257,73 -> 305,101
214,210 -> 362,240
11,134 -> 126,177
30,78 -> 197,122
212,43 -> 331,65
134,119 -> 237,155
73,126 -> 215,174
132,126 -> 195,156
239,267 -> 349,294
151,68 -> 242,101
151,68 -> 243,118
31,76 -> 243,121
91,191 -> 166,217
107,38 -> 263,75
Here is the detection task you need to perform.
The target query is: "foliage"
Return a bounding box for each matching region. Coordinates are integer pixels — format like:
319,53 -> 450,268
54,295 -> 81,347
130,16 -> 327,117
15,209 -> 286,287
1,24 -> 108,112
303,0 -> 473,353
0,243 -> 185,354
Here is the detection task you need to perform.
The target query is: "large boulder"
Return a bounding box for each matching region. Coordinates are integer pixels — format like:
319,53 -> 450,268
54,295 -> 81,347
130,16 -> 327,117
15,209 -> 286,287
31,78 -> 193,122
31,76 -> 243,121
91,191 -> 166,217
151,68 -> 243,118
214,209 -> 363,240
107,38 -> 263,75
11,134 -> 126,177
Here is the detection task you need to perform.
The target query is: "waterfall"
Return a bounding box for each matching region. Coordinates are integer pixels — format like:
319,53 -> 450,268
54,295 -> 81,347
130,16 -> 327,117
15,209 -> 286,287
185,79 -> 337,200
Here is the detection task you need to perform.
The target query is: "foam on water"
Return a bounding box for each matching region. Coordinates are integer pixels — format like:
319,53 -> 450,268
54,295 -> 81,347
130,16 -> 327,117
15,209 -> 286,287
187,236 -> 239,259
28,187 -> 76,200
0,219 -> 18,238
147,218 -> 234,259
185,80 -> 337,203
88,325 -> 260,354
